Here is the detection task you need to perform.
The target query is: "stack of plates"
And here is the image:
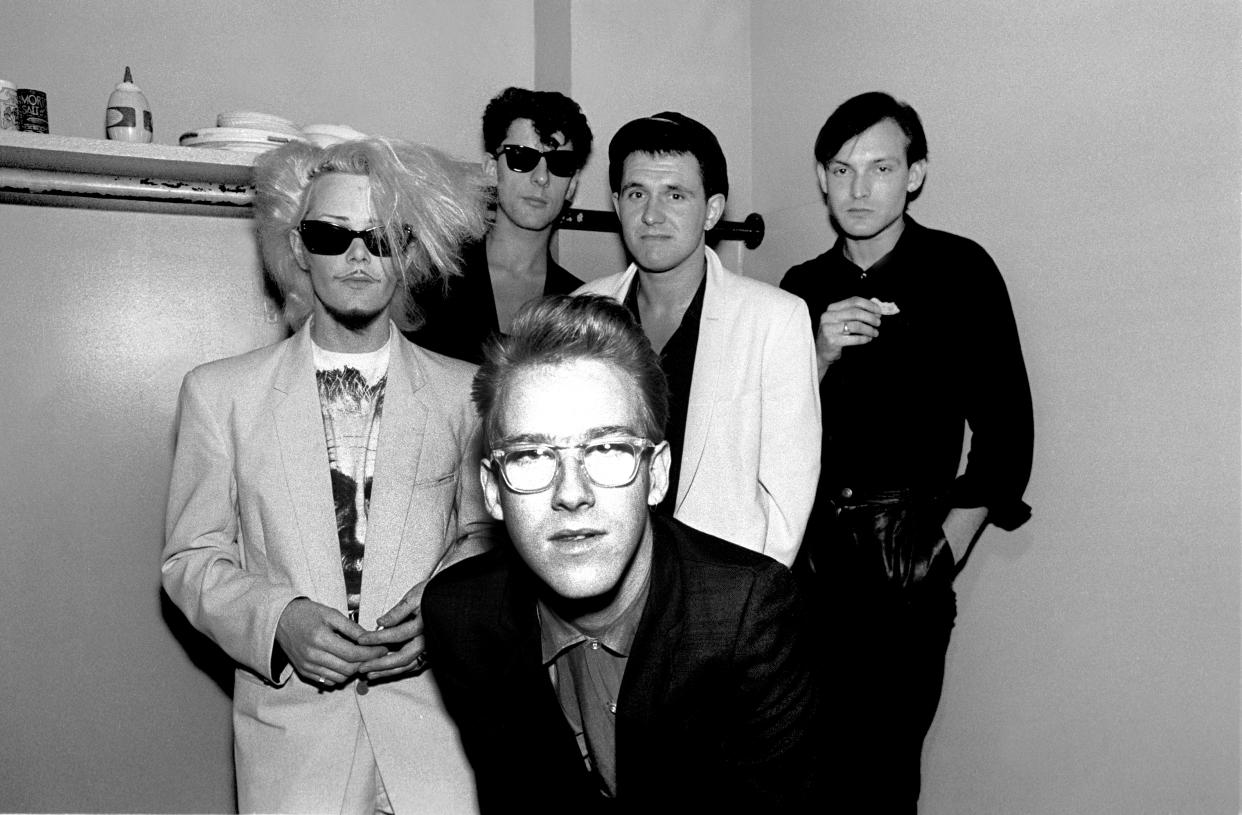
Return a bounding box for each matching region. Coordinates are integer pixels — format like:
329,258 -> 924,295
180,110 -> 305,154
217,110 -> 301,136
302,123 -> 369,146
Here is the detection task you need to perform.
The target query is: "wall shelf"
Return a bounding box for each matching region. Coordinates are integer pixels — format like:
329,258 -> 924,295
0,131 -> 255,216
0,131 -> 765,245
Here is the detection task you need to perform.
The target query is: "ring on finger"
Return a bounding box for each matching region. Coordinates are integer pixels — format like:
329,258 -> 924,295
842,321 -> 851,335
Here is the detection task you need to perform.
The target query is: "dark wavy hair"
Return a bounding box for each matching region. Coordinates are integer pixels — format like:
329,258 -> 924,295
482,86 -> 593,171
253,137 -> 489,330
472,294 -> 669,447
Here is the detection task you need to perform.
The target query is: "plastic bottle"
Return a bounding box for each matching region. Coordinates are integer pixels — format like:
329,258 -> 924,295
105,67 -> 152,142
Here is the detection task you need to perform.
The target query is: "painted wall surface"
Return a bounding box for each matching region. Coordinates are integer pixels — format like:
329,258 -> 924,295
751,2 -> 1241,813
2,0 -> 535,156
560,0 -> 754,280
1,2 -> 538,811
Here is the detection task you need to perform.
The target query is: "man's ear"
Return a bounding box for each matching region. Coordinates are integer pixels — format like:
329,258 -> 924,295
646,441 -> 671,507
483,152 -> 499,185
480,461 -> 505,522
565,172 -> 580,204
289,227 -> 310,271
612,190 -> 621,217
906,159 -> 927,195
703,193 -> 726,232
815,163 -> 830,196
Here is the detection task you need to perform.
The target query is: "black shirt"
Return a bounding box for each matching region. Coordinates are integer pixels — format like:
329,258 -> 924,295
405,238 -> 584,365
780,217 -> 1033,529
623,272 -> 707,517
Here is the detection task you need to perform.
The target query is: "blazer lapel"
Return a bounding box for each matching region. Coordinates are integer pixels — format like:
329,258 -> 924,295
676,249 -> 730,510
271,324 -> 347,609
617,518 -> 685,735
356,330 -> 431,627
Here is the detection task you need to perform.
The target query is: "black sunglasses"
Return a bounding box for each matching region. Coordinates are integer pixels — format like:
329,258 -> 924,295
297,220 -> 410,257
494,144 -> 578,178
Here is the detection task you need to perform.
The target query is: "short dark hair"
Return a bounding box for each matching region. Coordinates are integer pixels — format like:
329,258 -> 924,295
482,86 -> 593,172
813,91 -> 928,167
608,111 -> 729,200
473,294 -> 669,448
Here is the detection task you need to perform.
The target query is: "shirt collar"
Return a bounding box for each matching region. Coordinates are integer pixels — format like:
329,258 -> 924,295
537,569 -> 652,665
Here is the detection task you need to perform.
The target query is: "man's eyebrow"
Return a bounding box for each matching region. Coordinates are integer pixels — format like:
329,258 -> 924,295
495,425 -> 640,447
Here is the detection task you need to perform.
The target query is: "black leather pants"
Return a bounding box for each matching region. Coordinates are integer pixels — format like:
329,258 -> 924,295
796,488 -> 957,814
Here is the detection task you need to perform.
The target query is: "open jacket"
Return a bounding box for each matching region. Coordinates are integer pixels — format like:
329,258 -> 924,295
576,248 -> 821,566
423,513 -> 821,812
162,320 -> 492,813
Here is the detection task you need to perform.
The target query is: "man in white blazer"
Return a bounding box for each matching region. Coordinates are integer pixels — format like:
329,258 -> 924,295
162,137 -> 493,813
576,112 -> 820,567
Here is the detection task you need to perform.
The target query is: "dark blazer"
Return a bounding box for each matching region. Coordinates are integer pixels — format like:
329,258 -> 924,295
423,513 -> 821,812
406,238 -> 584,365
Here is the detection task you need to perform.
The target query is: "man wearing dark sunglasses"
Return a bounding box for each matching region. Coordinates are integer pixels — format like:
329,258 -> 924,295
576,112 -> 821,570
162,136 -> 496,813
407,86 -> 592,364
422,294 -> 820,811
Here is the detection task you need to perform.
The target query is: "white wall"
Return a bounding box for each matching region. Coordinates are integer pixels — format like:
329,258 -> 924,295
751,3 -> 1241,813
560,0 -> 754,279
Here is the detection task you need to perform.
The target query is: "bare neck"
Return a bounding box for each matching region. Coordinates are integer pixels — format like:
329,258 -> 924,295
309,309 -> 391,353
487,214 -> 552,280
842,216 -> 906,271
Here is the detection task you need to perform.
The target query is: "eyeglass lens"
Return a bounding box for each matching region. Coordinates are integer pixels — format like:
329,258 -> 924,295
298,221 -> 399,257
498,145 -> 577,178
502,441 -> 644,491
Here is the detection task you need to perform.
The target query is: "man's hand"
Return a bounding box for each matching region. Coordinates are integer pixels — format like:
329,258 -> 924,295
355,580 -> 429,681
815,297 -> 882,379
274,598 -> 387,687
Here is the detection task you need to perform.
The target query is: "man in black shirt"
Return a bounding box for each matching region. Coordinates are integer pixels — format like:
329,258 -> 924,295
407,87 -> 591,363
781,91 -> 1034,813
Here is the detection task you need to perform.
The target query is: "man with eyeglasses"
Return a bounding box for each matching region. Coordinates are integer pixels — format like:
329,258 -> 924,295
162,136 -> 495,813
422,294 -> 821,811
407,86 -> 592,364
576,112 -> 820,568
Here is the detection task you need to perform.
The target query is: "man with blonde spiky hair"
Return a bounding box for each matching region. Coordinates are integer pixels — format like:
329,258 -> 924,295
162,136 -> 495,813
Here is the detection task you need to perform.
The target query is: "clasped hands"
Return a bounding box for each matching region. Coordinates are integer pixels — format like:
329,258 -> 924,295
275,581 -> 429,688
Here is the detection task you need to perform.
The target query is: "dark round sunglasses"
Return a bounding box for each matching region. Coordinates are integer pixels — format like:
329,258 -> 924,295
494,144 -> 578,178
297,220 -> 411,257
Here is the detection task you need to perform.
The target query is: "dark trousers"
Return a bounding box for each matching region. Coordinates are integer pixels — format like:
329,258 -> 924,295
795,489 -> 958,815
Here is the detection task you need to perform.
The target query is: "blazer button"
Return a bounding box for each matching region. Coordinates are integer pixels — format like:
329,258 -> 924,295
840,487 -> 853,499
355,679 -> 369,696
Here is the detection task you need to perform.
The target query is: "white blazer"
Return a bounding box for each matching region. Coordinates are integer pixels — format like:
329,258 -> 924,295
577,248 -> 821,566
162,321 -> 490,813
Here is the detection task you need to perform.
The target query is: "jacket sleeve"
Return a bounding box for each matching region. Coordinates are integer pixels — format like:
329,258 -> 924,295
435,409 -> 496,572
757,296 -> 823,566
160,369 -> 299,683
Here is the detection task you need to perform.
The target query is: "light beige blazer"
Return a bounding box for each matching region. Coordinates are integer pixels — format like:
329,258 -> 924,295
577,248 -> 821,567
162,320 -> 491,813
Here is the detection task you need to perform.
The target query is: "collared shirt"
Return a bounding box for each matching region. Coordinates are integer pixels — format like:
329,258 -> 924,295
780,217 -> 1033,529
539,572 -> 652,798
623,271 -> 707,516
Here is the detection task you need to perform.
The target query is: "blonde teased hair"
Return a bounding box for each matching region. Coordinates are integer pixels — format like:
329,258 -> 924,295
253,137 -> 490,330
